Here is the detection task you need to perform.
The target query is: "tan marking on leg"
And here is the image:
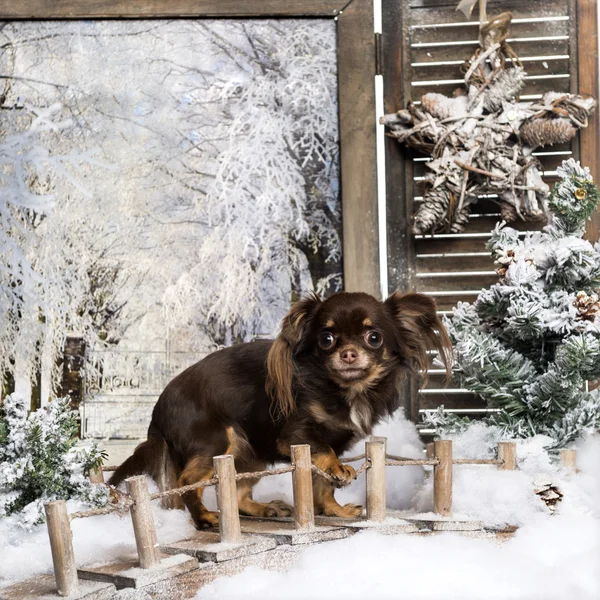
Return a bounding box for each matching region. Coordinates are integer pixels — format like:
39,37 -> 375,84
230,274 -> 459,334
225,426 -> 255,467
313,475 -> 362,518
178,456 -> 219,528
312,449 -> 356,487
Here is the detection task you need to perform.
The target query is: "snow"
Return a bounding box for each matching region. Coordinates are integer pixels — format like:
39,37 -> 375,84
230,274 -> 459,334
1,415 -> 598,599
0,479 -> 196,587
195,516 -> 599,600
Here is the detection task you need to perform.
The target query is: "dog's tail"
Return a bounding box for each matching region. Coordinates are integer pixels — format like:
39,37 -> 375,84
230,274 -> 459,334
108,423 -> 184,509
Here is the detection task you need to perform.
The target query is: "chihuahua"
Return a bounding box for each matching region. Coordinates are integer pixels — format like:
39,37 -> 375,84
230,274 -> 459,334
110,291 -> 452,527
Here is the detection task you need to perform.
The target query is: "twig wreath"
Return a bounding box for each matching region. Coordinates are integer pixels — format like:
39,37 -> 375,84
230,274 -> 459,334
381,12 -> 596,234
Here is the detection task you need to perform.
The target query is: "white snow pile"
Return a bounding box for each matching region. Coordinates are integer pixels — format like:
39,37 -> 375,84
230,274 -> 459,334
1,413 -> 598,599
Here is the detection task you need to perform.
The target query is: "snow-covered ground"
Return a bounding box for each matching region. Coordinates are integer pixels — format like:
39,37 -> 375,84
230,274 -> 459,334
1,415 -> 598,599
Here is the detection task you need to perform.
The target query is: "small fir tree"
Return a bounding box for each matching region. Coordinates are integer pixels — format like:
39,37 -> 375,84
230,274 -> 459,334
426,159 -> 600,449
0,394 -> 108,528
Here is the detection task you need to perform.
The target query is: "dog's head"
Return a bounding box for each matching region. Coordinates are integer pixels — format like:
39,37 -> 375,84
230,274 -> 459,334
266,291 -> 453,418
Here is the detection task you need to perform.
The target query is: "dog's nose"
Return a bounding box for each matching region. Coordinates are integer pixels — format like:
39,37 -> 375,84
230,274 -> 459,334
340,348 -> 358,364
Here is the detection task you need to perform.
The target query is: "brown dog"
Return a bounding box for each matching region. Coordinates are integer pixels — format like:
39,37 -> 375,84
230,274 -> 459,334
109,291 -> 452,527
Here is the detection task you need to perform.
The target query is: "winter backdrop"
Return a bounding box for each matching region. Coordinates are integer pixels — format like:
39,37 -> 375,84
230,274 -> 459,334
0,19 -> 341,437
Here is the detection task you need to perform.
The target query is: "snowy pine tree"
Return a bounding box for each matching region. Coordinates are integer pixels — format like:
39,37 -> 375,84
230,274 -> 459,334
426,159 -> 600,449
0,394 -> 108,528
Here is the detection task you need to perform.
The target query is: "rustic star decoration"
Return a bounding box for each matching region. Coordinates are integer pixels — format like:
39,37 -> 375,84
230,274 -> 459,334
381,12 -> 596,235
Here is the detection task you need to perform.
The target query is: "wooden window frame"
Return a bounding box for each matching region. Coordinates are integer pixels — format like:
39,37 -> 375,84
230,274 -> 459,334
0,0 -> 380,298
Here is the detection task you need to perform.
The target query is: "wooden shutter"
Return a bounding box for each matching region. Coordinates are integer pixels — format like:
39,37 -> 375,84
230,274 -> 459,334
382,0 -> 599,426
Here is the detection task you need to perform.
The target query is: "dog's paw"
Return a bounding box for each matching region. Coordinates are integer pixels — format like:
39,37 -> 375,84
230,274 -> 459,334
264,500 -> 293,518
340,503 -> 363,518
192,510 -> 219,529
329,463 -> 357,487
321,502 -> 363,519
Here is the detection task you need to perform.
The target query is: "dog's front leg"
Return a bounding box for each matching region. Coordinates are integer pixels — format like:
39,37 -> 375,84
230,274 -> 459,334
311,448 -> 356,488
277,439 -> 356,487
277,440 -> 362,518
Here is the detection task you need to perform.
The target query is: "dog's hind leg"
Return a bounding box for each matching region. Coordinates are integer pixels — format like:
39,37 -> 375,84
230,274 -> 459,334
312,476 -> 362,519
178,456 -> 219,529
237,477 -> 293,518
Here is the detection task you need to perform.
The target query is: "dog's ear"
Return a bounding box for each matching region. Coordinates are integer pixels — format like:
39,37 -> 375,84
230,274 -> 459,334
384,292 -> 453,382
266,293 -> 321,419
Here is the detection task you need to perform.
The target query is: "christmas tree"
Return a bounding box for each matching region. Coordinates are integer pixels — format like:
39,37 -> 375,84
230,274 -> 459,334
426,159 -> 600,449
0,394 -> 109,528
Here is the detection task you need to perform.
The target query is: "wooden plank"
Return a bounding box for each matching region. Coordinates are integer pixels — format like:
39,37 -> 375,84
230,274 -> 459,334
411,58 -> 570,83
415,236 -> 491,255
410,18 -> 570,44
408,5 -> 568,26
461,217 -> 545,234
0,0 -> 347,18
577,0 -> 600,241
410,77 -> 571,98
411,39 -> 569,65
337,0 -> 379,297
416,273 -> 498,293
418,392 -> 486,410
417,254 -> 494,273
410,0 -> 559,9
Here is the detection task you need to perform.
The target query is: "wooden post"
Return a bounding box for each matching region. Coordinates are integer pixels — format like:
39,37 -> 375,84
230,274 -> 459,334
291,445 -> 314,530
560,449 -> 577,471
433,440 -> 452,517
126,476 -> 160,569
44,500 -> 79,597
89,464 -> 104,484
497,442 -> 517,471
366,439 -> 386,522
214,455 -> 242,544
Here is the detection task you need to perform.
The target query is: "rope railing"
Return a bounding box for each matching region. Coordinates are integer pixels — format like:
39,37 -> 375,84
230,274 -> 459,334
43,438 -> 579,598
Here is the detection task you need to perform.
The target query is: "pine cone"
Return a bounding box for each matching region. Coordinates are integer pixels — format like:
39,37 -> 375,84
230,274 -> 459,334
483,67 -> 526,112
499,201 -> 517,222
521,118 -> 577,148
533,477 -> 563,513
413,187 -> 456,234
573,291 -> 600,321
421,93 -> 453,120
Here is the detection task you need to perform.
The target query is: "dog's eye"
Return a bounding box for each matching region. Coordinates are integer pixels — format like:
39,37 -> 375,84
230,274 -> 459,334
365,331 -> 383,348
318,332 -> 336,350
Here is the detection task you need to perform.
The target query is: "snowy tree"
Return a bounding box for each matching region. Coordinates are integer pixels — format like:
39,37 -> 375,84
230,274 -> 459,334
1,20 -> 341,361
425,160 -> 600,449
0,102 -> 139,398
0,393 -> 108,528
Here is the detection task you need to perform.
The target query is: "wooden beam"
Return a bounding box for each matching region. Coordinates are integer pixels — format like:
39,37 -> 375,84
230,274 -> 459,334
382,0 -> 413,296
577,0 -> 600,241
0,0 -> 347,19
338,0 -> 380,297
